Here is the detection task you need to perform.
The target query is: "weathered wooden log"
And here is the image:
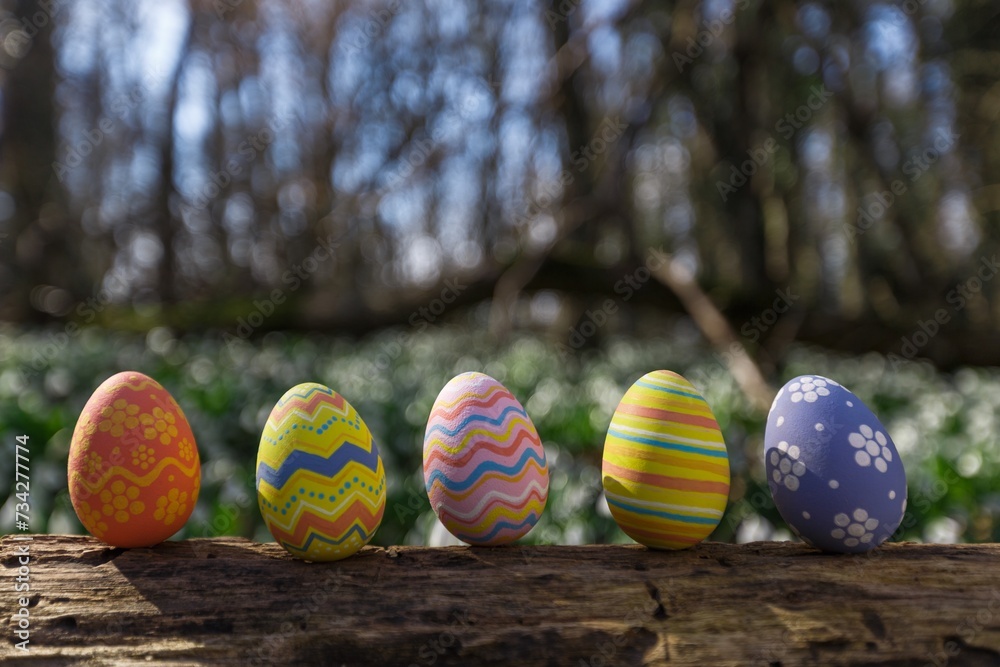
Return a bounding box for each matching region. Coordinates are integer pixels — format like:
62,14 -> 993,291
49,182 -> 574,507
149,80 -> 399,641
3,535 -> 1000,666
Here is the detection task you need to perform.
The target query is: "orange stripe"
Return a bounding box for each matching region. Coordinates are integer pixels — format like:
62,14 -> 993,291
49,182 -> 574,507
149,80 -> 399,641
620,524 -> 705,545
267,500 -> 384,546
604,442 -> 730,477
603,461 -> 729,495
616,403 -> 720,430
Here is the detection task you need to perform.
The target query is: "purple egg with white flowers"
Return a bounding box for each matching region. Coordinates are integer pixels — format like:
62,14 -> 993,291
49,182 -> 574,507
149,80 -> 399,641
765,375 -> 907,554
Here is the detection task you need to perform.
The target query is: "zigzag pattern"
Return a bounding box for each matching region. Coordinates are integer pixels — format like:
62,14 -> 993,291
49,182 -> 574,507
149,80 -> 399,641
267,497 -> 385,550
260,461 -> 383,525
424,372 -> 548,546
603,370 -> 730,550
256,444 -> 381,490
257,383 -> 386,562
267,385 -> 347,423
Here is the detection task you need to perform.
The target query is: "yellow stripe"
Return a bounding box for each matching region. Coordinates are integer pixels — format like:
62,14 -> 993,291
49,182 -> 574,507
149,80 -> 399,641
256,434 -> 374,464
99,377 -> 163,394
70,456 -> 198,492
256,461 -> 384,495
603,448 -> 729,482
610,414 -> 725,443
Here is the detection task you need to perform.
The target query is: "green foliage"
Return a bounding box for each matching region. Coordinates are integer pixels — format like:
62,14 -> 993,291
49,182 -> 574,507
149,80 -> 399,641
1,325 -> 997,546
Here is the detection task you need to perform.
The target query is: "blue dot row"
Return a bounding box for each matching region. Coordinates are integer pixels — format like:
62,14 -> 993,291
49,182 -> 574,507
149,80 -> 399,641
265,417 -> 362,444
260,478 -> 384,516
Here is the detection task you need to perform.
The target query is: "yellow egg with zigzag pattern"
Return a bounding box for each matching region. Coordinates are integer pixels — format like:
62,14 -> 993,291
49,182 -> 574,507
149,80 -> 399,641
256,382 -> 386,562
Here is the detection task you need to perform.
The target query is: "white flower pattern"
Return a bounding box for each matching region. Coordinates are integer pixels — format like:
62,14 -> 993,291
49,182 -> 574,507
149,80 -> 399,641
767,375 -> 902,553
831,508 -> 884,548
788,376 -> 832,404
848,424 -> 892,472
769,441 -> 806,491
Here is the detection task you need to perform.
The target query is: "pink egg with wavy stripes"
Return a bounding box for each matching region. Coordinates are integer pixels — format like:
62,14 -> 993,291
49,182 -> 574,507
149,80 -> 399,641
423,372 -> 549,546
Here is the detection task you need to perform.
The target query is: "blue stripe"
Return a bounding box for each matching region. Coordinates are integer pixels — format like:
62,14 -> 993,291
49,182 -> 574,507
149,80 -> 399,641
607,428 -> 728,458
459,514 -> 539,544
256,442 -> 380,490
282,523 -> 369,552
425,404 -> 528,439
634,380 -> 706,401
606,497 -> 719,525
425,447 -> 545,493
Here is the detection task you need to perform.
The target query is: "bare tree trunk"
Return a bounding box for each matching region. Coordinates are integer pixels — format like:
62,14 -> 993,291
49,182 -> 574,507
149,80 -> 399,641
151,16 -> 194,307
0,0 -> 71,321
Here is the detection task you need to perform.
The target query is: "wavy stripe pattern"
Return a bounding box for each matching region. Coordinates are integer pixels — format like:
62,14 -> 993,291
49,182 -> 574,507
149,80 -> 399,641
257,383 -> 385,562
602,370 -> 730,550
424,372 -> 548,545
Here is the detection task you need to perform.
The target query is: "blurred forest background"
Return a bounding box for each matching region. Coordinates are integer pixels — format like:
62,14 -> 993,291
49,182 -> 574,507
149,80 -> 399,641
2,0 -> 1000,546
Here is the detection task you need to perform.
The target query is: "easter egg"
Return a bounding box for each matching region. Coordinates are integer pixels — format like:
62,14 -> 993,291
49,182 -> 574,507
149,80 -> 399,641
423,372 -> 548,545
256,383 -> 386,562
602,370 -> 730,549
765,375 -> 907,553
68,371 -> 201,548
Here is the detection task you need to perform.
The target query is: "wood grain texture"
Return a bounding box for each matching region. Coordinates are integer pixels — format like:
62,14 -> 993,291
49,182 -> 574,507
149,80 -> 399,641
3,535 -> 1000,666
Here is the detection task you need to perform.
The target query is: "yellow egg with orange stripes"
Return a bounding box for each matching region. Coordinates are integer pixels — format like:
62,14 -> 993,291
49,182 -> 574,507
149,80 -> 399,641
68,371 -> 201,548
602,370 -> 730,549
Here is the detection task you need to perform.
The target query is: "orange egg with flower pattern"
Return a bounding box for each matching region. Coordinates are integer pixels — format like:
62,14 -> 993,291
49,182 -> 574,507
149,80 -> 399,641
68,371 -> 201,547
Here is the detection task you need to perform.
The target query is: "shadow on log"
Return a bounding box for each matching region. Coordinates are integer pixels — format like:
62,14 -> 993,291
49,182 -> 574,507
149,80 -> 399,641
3,536 -> 1000,666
